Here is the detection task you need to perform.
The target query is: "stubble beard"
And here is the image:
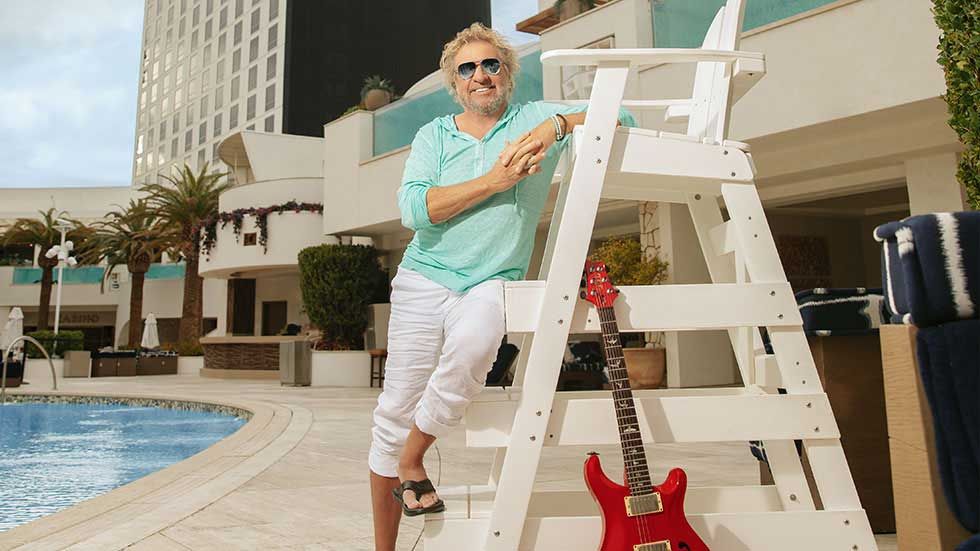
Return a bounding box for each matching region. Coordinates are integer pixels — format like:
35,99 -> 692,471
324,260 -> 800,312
462,87 -> 510,116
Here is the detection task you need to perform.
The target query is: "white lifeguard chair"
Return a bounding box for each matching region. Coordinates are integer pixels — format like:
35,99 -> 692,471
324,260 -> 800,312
424,1 -> 877,549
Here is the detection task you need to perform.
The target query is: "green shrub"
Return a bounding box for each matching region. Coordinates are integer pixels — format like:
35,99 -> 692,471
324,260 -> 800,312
298,244 -> 389,350
933,0 -> 980,209
24,330 -> 84,358
176,340 -> 204,356
589,236 -> 669,286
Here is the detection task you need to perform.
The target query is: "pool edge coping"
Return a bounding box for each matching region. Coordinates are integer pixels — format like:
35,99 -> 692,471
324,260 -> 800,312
0,388 -> 310,549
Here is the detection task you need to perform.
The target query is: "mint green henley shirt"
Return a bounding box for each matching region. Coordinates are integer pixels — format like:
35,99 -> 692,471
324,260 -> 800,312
397,101 -> 635,292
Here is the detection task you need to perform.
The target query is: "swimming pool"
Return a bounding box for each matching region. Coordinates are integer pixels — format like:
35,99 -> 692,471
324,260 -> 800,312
0,397 -> 248,532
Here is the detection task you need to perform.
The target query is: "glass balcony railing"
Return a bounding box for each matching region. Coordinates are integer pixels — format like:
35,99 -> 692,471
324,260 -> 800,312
372,48 -> 544,157
653,0 -> 845,47
11,263 -> 187,285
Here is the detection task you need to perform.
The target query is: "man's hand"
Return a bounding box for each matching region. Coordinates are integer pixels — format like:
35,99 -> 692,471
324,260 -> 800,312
486,132 -> 545,193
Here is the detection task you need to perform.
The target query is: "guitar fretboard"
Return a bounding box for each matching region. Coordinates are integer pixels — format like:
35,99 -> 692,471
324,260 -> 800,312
596,305 -> 654,496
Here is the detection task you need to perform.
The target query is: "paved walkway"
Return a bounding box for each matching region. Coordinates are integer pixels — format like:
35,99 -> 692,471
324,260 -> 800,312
1,375 -> 898,550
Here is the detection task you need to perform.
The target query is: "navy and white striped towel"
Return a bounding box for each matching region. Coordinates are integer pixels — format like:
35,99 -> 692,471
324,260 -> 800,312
874,212 -> 980,327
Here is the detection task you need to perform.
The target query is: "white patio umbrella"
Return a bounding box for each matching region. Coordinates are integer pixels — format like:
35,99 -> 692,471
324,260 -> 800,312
1,307 -> 24,357
140,313 -> 160,350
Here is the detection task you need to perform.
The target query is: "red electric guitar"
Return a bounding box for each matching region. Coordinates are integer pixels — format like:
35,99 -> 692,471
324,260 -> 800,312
581,260 -> 709,551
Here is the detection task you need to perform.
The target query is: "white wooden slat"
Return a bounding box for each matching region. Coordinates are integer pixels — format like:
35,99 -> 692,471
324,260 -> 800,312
731,56 -> 766,103
709,220 -> 737,256
483,60 -> 631,551
540,48 -> 765,68
437,485 -> 784,520
754,353 -> 782,387
426,511 -> 877,551
761,439 -> 817,510
663,103 -> 691,124
504,281 -> 800,333
465,391 -> 839,447
607,128 -> 755,181
551,99 -> 693,111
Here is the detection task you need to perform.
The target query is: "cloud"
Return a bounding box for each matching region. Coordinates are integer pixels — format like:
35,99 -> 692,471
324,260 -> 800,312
0,1 -> 143,188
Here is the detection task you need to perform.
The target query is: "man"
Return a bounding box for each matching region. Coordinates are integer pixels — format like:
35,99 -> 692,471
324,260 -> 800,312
369,23 -> 633,550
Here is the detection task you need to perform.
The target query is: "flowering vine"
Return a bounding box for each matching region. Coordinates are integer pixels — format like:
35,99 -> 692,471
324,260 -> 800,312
198,200 -> 323,255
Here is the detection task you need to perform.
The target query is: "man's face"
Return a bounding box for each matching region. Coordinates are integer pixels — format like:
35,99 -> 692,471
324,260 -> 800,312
453,41 -> 509,116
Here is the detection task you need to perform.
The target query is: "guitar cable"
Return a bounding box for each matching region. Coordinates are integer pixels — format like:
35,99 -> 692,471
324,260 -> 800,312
409,442 -> 441,551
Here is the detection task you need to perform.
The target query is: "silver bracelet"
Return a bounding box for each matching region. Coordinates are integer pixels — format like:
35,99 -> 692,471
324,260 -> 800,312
551,114 -> 565,141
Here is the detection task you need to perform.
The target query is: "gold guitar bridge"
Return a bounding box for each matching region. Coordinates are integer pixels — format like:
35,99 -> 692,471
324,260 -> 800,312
625,492 -> 663,516
634,541 -> 671,551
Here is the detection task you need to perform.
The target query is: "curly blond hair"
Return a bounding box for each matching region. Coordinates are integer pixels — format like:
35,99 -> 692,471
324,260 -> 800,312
439,23 -> 520,103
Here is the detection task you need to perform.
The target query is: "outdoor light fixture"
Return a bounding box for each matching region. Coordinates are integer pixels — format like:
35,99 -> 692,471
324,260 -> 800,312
45,223 -> 78,340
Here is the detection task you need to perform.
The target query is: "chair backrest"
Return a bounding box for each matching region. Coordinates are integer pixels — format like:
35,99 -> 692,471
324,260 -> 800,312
686,0 -> 747,143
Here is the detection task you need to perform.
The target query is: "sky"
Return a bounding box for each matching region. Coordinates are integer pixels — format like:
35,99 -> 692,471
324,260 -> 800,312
0,0 -> 539,189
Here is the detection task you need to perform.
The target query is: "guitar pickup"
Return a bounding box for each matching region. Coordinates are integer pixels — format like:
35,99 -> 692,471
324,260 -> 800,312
634,541 -> 671,551
624,492 -> 663,516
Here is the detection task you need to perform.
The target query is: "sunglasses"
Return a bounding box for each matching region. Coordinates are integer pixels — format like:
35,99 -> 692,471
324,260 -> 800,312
457,58 -> 502,80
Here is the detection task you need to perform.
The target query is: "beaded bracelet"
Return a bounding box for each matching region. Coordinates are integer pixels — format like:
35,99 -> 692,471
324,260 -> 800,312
551,114 -> 564,142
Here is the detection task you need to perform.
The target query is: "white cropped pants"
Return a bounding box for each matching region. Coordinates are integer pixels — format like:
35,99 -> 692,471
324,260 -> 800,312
369,267 -> 506,478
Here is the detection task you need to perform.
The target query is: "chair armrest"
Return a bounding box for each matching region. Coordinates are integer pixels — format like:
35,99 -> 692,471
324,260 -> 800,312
540,48 -> 765,69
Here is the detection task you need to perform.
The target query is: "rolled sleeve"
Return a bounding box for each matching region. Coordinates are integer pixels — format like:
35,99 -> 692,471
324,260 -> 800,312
397,128 -> 438,231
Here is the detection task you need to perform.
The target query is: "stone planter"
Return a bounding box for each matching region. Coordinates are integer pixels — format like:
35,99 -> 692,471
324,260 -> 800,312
311,350 -> 371,387
178,356 -> 204,376
362,89 -> 392,110
622,347 -> 666,389
63,350 -> 91,378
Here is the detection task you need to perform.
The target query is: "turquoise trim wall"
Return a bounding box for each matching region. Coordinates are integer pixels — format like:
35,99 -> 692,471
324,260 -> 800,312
653,0 -> 844,48
12,264 -> 186,286
372,49 -> 544,157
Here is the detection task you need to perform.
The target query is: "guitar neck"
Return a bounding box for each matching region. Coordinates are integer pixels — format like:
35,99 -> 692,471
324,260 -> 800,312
596,306 -> 654,496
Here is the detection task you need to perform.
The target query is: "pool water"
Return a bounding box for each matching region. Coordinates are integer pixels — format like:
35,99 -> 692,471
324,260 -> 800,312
0,401 -> 247,531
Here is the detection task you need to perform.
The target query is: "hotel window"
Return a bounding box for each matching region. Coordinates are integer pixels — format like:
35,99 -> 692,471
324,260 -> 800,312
152,60 -> 160,79
249,36 -> 258,62
203,44 -> 211,65
267,23 -> 277,49
264,114 -> 274,132
190,53 -> 199,73
180,0 -> 186,12
206,0 -> 214,16
147,152 -> 155,167
192,5 -> 200,25
213,113 -> 223,137
191,29 -> 198,49
201,68 -> 210,92
165,51 -> 173,70
159,120 -> 168,141
200,95 -> 209,115
250,8 -> 260,33
247,65 -> 257,91
184,129 -> 193,151
198,121 -> 207,144
175,87 -> 184,108
158,145 -> 166,166
172,113 -> 181,134
140,91 -> 147,108
177,40 -> 186,60
235,0 -> 243,18
176,61 -> 185,85
264,83 -> 274,110
215,85 -> 224,109
213,142 -> 220,160
230,76 -> 240,99
179,17 -> 186,37
234,21 -> 242,45
246,94 -> 256,120
229,104 -> 238,127
186,104 -> 194,125
167,5 -> 174,24
198,148 -> 206,167
165,28 -> 173,44
218,32 -> 227,55
205,18 -> 213,40
268,0 -> 277,20
171,137 -> 179,159
136,134 -> 145,155
266,53 -> 275,80
219,6 -> 228,27
150,82 -> 158,102
232,49 -> 241,72
148,128 -> 155,148
215,60 -> 225,82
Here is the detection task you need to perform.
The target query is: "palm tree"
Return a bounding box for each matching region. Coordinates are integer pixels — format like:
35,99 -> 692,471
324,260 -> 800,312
2,209 -> 88,331
79,200 -> 170,348
141,164 -> 233,345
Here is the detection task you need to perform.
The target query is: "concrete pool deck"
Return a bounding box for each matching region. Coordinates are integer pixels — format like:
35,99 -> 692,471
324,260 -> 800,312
1,375 -> 899,550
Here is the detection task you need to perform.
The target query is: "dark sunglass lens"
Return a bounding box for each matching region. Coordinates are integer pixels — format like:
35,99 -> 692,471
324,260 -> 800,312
458,62 -> 477,80
483,58 -> 501,75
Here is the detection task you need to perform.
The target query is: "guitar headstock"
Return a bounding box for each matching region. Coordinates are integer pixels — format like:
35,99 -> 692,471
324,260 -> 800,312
581,259 -> 619,308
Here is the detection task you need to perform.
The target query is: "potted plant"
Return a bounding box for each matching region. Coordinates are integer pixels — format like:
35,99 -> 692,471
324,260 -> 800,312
298,243 -> 390,386
590,236 -> 669,389
554,0 -> 598,21
360,75 -> 396,111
